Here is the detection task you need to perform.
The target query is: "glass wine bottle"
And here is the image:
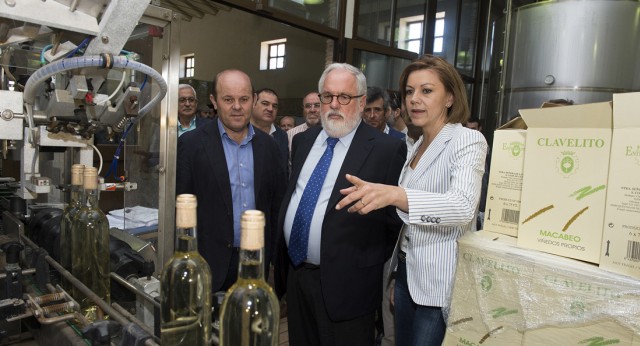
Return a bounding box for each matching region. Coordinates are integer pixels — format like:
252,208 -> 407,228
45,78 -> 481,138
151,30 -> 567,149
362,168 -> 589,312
219,210 -> 280,346
160,194 -> 212,345
70,166 -> 110,321
59,164 -> 84,280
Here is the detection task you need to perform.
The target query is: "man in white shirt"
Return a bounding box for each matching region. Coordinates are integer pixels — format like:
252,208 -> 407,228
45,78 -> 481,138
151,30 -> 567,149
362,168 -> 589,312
287,91 -> 322,150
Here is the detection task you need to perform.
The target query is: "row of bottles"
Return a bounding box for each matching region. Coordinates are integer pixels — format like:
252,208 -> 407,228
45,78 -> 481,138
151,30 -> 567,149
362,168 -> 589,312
58,166 -> 278,342
59,164 -> 110,321
160,195 -> 280,345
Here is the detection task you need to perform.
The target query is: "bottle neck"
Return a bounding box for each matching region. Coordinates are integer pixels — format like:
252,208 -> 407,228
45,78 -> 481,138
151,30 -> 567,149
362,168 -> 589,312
175,226 -> 198,253
237,247 -> 264,280
70,184 -> 84,205
84,187 -> 99,207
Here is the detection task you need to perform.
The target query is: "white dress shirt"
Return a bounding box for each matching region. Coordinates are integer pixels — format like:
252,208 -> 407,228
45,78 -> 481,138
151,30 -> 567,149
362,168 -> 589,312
284,128 -> 357,265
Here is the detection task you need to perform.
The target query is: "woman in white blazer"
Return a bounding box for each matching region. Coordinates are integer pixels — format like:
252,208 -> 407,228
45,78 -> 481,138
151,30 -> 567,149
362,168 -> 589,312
336,55 -> 487,346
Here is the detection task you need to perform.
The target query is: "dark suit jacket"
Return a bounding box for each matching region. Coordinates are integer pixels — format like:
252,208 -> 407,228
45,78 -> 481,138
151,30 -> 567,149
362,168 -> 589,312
275,121 -> 407,321
195,116 -> 212,128
176,119 -> 285,292
272,127 -> 290,178
388,126 -> 406,141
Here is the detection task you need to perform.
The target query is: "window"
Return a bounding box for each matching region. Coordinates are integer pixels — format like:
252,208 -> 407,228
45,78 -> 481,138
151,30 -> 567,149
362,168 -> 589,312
433,11 -> 445,53
406,21 -> 423,54
269,43 -> 285,69
184,55 -> 195,78
398,15 -> 423,54
260,39 -> 287,70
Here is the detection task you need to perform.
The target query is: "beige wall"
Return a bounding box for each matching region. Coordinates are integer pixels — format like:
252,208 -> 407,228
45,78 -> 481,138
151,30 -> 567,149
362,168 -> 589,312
179,9 -> 329,103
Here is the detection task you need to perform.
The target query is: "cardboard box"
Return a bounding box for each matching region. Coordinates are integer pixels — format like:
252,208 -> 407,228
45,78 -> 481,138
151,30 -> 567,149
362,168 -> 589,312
517,102 -> 612,263
449,231 -> 640,346
484,117 -> 527,237
600,92 -> 640,278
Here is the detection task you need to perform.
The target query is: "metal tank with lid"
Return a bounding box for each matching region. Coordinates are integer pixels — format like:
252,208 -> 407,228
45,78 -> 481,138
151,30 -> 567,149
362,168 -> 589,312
501,0 -> 640,120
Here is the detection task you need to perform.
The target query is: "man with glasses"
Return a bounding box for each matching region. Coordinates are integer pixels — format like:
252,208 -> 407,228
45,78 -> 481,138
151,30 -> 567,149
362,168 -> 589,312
178,84 -> 210,137
275,63 -> 406,345
364,86 -> 406,141
287,91 -> 322,150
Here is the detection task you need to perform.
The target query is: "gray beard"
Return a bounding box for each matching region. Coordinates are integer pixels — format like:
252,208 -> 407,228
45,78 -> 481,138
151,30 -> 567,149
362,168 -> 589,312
321,111 -> 361,138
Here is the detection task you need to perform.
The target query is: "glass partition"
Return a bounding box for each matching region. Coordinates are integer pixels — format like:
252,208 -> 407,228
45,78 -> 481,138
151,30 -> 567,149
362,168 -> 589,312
455,0 -> 478,77
268,0 -> 341,29
357,0 -> 393,45
393,0 -> 426,53
353,50 -> 412,90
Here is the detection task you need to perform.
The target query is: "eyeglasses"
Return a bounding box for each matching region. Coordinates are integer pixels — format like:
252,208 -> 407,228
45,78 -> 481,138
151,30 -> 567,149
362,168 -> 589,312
304,103 -> 321,109
178,97 -> 197,104
319,93 -> 364,105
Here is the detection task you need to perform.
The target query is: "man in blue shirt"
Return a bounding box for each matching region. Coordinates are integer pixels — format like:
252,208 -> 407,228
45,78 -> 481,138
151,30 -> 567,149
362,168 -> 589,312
176,70 -> 286,292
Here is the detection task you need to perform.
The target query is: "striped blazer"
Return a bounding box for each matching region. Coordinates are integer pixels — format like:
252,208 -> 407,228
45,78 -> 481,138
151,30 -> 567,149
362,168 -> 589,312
392,123 -> 487,307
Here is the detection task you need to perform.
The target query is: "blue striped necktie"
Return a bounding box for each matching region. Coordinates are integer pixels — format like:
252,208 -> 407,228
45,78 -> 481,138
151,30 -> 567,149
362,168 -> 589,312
288,137 -> 339,266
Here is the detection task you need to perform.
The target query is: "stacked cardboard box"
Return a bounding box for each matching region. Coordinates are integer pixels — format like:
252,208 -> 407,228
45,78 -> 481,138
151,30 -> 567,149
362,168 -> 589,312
483,117 -> 527,237
600,92 -> 640,278
516,102 -> 612,264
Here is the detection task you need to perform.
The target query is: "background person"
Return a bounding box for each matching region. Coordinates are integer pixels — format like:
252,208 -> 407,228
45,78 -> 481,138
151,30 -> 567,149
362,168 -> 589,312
287,91 -> 322,149
363,86 -> 405,140
251,88 -> 289,177
178,84 -> 210,137
279,115 -> 296,131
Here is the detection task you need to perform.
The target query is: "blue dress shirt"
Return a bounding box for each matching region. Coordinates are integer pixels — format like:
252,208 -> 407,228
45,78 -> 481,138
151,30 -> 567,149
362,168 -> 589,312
217,118 -> 257,246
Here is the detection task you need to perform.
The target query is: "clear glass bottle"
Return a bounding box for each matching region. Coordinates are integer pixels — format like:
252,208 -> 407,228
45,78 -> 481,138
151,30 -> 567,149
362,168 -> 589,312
60,164 -> 84,279
161,194 -> 212,345
219,210 -> 280,346
70,166 -> 110,321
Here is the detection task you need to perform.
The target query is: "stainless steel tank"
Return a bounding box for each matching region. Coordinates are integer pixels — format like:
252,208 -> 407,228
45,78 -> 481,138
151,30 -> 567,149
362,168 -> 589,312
502,0 -> 640,119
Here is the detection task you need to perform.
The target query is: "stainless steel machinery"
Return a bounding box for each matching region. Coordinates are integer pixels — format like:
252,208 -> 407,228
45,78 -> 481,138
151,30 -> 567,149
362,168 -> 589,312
0,0 -> 182,344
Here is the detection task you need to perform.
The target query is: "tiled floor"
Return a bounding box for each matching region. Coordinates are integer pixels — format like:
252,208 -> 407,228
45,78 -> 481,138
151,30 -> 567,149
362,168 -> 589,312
279,317 -> 289,345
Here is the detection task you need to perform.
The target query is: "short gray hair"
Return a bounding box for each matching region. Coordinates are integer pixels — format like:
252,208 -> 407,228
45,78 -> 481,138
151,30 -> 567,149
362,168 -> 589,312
178,84 -> 197,99
318,63 -> 367,96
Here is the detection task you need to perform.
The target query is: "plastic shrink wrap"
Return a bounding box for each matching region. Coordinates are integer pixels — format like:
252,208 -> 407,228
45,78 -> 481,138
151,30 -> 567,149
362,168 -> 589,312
444,231 -> 640,345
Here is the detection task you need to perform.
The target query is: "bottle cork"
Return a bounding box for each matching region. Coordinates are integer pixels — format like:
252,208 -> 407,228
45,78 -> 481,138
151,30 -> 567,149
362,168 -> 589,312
240,210 -> 265,250
176,194 -> 197,228
83,167 -> 98,190
71,164 -> 84,186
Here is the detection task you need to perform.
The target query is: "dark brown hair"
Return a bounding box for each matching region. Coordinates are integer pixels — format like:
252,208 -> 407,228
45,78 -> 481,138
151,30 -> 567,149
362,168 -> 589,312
398,54 -> 469,124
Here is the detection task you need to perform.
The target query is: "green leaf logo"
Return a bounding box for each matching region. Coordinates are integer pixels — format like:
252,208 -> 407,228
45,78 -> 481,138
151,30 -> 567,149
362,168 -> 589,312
481,275 -> 493,292
578,336 -> 620,345
561,156 -> 574,173
490,307 -> 518,319
511,143 -> 522,157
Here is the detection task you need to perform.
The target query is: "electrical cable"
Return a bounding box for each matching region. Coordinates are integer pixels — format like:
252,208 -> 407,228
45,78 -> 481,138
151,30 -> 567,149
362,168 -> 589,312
40,44 -> 53,64
103,120 -> 135,182
97,70 -> 126,106
65,37 -> 91,58
90,143 -> 104,175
